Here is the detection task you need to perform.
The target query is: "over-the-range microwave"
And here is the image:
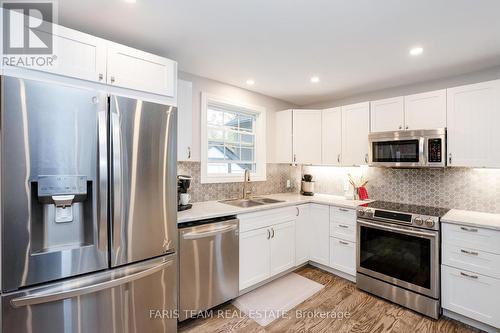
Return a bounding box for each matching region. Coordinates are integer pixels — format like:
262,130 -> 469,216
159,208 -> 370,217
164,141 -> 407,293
369,128 -> 446,168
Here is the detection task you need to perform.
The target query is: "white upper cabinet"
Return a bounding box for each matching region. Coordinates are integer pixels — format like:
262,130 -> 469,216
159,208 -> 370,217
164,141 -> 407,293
293,110 -> 322,164
177,80 -> 193,161
5,24 -> 107,83
447,80 -> 500,168
107,42 -> 177,97
274,110 -> 293,163
321,108 -> 342,165
404,89 -> 447,130
370,97 -> 404,132
342,102 -> 370,166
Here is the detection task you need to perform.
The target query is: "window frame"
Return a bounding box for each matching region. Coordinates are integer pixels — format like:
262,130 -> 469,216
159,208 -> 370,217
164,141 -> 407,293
200,92 -> 267,184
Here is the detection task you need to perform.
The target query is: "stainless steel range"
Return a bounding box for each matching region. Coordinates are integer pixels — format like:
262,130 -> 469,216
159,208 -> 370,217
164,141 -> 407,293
356,201 -> 449,319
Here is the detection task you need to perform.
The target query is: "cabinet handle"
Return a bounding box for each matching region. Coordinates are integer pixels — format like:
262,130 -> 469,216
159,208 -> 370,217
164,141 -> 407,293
460,226 -> 478,232
98,73 -> 104,81
448,153 -> 452,165
110,76 -> 116,84
339,208 -> 349,212
339,240 -> 349,245
460,249 -> 479,256
337,154 -> 341,163
398,125 -> 402,130
460,272 -> 478,279
187,146 -> 191,159
338,224 -> 349,229
405,125 -> 409,130
364,153 -> 368,163
267,229 -> 271,240
293,154 -> 297,163
271,228 -> 275,239
296,207 -> 300,216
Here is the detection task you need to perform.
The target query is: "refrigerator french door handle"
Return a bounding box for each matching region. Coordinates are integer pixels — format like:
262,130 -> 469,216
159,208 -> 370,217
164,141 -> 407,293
10,260 -> 172,307
97,108 -> 108,250
111,100 -> 123,254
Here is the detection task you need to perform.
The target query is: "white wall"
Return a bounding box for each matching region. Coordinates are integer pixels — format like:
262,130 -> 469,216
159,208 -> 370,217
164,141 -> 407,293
178,71 -> 296,163
304,65 -> 500,108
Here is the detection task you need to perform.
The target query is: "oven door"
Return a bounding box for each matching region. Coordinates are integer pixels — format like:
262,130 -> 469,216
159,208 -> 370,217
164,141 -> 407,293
357,219 -> 439,298
369,136 -> 425,167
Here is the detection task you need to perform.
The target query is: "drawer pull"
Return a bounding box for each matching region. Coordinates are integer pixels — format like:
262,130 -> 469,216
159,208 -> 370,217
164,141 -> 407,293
339,208 -> 349,212
460,272 -> 479,279
339,240 -> 349,245
460,249 -> 479,256
338,224 -> 349,229
460,226 -> 478,232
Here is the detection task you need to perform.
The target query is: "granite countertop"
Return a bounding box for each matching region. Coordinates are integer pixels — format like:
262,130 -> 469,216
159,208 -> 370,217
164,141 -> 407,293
442,209 -> 500,231
177,192 -> 371,224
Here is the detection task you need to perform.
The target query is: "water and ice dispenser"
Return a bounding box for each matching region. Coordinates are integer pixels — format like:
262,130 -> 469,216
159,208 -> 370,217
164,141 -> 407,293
32,175 -> 94,253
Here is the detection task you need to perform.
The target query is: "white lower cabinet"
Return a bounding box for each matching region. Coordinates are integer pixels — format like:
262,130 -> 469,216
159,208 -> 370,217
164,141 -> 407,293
309,204 -> 330,266
239,228 -> 271,290
270,221 -> 296,275
295,205 -> 311,265
329,238 -> 356,276
442,265 -> 500,329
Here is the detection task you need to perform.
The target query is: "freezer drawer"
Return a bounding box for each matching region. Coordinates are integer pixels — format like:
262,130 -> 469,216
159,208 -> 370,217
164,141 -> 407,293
179,217 -> 239,321
2,255 -> 177,333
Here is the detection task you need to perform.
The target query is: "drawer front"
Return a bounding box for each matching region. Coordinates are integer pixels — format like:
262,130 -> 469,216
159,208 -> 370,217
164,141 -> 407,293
442,265 -> 500,328
442,243 -> 500,279
330,206 -> 356,224
238,206 -> 298,232
329,238 -> 356,276
330,221 -> 356,242
443,223 -> 500,254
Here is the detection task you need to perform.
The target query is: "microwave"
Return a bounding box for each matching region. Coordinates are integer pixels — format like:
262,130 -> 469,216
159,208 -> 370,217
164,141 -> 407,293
369,128 -> 446,168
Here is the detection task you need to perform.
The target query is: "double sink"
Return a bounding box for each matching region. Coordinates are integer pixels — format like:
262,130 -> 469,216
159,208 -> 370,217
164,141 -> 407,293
219,197 -> 285,208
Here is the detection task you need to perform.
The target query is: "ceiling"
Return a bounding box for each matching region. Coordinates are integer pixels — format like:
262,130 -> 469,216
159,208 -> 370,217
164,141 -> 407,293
58,0 -> 500,106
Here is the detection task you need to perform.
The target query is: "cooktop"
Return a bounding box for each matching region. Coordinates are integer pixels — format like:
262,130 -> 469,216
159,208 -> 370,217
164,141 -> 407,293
360,201 -> 450,218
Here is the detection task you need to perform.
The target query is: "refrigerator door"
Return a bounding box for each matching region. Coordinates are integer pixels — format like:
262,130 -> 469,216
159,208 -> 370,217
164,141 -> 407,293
1,76 -> 108,292
110,95 -> 177,267
2,255 -> 177,333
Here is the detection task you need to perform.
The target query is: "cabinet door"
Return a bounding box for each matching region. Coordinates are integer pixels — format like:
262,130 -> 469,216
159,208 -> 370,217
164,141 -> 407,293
330,238 -> 356,276
322,108 -> 342,165
404,89 -> 446,130
274,110 -> 293,163
293,110 -> 322,164
239,228 -> 271,290
270,221 -> 296,276
442,265 -> 500,328
107,42 -> 176,97
6,23 -> 107,83
177,80 -> 193,161
295,205 -> 310,265
341,102 -> 370,166
309,204 -> 330,266
447,80 -> 500,168
370,97 -> 404,132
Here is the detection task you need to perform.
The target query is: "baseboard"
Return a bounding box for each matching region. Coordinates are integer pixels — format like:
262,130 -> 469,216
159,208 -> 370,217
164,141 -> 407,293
443,309 -> 500,333
308,262 -> 356,283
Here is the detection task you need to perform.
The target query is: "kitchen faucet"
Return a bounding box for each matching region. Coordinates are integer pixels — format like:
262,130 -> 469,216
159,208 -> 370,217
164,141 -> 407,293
242,169 -> 252,199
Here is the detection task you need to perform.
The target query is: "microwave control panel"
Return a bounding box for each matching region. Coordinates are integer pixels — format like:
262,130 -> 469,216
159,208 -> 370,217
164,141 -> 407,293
428,138 -> 442,163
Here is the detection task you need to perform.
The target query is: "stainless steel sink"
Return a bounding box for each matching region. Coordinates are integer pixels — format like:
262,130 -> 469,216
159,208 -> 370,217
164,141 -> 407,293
219,197 -> 284,208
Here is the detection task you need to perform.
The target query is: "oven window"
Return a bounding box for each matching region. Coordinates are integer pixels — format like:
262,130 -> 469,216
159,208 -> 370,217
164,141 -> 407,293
359,225 -> 431,289
372,140 -> 419,162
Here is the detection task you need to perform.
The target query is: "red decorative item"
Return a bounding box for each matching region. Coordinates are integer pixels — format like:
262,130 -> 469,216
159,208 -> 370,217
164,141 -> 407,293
358,186 -> 369,200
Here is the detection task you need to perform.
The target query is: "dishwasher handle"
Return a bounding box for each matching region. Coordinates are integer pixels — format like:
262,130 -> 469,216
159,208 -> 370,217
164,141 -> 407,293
182,224 -> 238,240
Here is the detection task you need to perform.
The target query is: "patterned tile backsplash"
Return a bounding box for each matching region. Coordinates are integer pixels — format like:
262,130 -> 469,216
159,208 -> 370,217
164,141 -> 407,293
177,162 -> 301,202
303,165 -> 500,214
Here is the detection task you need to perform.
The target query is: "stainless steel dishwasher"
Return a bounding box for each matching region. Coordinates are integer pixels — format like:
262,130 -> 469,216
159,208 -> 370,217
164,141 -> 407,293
178,216 -> 239,321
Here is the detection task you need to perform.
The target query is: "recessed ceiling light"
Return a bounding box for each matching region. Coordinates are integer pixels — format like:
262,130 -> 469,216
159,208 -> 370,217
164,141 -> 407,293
310,76 -> 320,83
246,79 -> 255,86
409,47 -> 424,56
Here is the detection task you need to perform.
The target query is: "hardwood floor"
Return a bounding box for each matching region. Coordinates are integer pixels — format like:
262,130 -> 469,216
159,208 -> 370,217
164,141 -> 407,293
179,265 -> 480,333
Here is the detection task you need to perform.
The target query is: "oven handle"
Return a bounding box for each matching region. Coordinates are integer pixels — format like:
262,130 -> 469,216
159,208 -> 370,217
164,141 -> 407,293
357,219 -> 437,238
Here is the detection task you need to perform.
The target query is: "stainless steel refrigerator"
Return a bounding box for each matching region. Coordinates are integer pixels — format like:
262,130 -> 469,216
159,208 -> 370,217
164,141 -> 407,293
0,76 -> 178,333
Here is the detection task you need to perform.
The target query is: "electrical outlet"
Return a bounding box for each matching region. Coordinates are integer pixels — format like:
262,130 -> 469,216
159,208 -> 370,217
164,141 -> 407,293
286,179 -> 291,188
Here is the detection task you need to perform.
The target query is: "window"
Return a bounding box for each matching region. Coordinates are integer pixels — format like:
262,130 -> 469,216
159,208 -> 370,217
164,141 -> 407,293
201,93 -> 266,183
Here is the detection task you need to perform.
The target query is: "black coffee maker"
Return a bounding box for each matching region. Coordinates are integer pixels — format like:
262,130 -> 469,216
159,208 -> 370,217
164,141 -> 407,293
177,175 -> 193,211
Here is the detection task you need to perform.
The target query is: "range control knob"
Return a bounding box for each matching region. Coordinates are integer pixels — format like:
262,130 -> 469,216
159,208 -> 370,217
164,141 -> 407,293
414,217 -> 424,225
425,218 -> 435,228
358,209 -> 366,217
